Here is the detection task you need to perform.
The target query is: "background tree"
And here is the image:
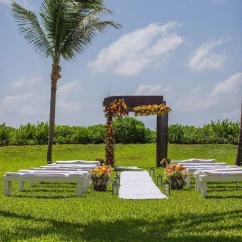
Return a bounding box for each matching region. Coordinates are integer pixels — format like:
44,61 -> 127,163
11,0 -> 121,163
235,100 -> 242,166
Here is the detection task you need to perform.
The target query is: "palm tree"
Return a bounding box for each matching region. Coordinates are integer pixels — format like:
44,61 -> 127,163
235,100 -> 242,166
11,0 -> 121,163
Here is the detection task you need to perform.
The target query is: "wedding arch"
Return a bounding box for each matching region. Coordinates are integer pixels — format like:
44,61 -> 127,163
103,96 -> 171,167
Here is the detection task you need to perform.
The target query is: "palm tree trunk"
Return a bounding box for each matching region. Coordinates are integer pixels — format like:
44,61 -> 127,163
235,100 -> 242,166
47,62 -> 61,163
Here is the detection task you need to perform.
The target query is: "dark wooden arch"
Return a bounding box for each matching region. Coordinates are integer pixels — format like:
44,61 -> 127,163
103,96 -> 168,167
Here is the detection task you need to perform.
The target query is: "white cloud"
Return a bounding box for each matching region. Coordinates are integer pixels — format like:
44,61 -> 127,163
134,84 -> 163,95
188,38 -> 230,71
58,80 -> 82,96
175,86 -> 218,111
89,21 -> 184,76
58,100 -> 81,112
0,92 -> 35,116
212,72 -> 242,96
176,72 -> 242,112
9,80 -> 25,88
9,76 -> 41,88
133,84 -> 175,98
0,92 -> 33,105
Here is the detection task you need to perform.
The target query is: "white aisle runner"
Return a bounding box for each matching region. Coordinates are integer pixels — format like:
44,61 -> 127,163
119,171 -> 167,199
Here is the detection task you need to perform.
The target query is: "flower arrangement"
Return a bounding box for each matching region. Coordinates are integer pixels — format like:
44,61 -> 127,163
164,165 -> 188,190
91,165 -> 112,191
104,99 -> 129,166
104,99 -> 129,118
134,104 -> 171,117
160,158 -> 171,167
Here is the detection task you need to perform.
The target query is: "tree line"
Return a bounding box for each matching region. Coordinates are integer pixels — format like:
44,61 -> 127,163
0,117 -> 239,146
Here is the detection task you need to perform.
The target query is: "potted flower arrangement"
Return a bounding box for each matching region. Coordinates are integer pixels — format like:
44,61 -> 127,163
91,165 -> 112,191
160,158 -> 171,167
164,165 -> 188,190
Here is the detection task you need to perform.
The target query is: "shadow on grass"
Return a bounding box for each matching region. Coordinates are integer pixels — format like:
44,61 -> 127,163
0,209 -> 241,242
208,188 -> 242,192
8,183 -> 88,199
13,194 -> 77,199
206,195 -> 242,199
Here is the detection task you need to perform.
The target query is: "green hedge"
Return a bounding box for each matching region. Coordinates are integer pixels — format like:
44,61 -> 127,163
0,118 -> 239,146
168,120 -> 239,144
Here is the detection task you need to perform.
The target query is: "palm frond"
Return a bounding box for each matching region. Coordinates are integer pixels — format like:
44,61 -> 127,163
12,0 -> 121,61
59,4 -> 121,60
72,0 -> 104,9
39,0 -> 68,56
11,2 -> 53,58
81,7 -> 113,26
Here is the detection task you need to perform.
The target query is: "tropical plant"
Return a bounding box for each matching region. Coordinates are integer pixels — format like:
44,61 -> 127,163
74,126 -> 91,144
35,122 -> 49,145
0,124 -> 12,146
11,0 -> 121,163
12,124 -> 35,145
235,100 -> 242,166
113,117 -> 154,143
0,119 -> 239,146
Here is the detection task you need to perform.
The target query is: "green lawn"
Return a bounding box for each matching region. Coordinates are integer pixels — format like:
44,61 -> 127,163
0,144 -> 241,242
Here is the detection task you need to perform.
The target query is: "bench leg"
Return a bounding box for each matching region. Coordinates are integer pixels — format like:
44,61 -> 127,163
18,181 -> 25,192
83,176 -> 89,193
88,175 -> 92,186
4,181 -> 12,196
185,176 -> 190,188
195,174 -> 201,192
29,181 -> 35,187
201,181 -> 207,197
76,182 -> 82,197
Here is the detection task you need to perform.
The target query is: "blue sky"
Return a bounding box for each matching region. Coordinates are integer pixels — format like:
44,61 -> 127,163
0,0 -> 241,129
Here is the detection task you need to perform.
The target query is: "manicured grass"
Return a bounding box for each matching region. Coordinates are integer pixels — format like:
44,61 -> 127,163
0,144 -> 241,242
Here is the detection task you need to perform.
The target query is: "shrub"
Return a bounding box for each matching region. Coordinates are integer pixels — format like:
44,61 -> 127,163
0,119 -> 239,146
113,117 -> 154,143
35,122 -> 49,144
0,123 -> 12,145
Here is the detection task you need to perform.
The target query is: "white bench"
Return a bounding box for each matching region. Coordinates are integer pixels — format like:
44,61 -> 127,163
171,159 -> 216,165
178,162 -> 226,166
55,160 -> 100,165
184,165 -> 237,188
194,170 -> 242,197
45,164 -> 96,169
194,168 -> 242,192
2,172 -> 87,197
28,168 -> 91,190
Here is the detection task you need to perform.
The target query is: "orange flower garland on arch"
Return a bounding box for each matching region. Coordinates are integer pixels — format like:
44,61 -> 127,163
134,104 -> 171,117
104,99 -> 128,166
